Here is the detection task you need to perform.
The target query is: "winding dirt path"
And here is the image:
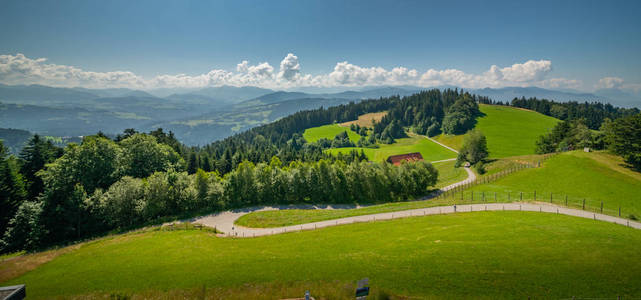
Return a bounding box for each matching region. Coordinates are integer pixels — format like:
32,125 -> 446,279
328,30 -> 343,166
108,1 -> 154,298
191,134 -> 640,237
193,202 -> 641,238
192,166 -> 639,237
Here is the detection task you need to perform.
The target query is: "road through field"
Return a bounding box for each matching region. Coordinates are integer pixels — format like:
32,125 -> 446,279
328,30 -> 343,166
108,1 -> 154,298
192,163 -> 640,237
191,135 -> 640,236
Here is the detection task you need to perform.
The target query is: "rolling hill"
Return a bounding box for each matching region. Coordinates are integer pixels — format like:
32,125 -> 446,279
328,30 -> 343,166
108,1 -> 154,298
302,124 -> 361,143
436,104 -> 560,158
469,151 -> 641,218
326,134 -> 457,162
2,212 -> 641,299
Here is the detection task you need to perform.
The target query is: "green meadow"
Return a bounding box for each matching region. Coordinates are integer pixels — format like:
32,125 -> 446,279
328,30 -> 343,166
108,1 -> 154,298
468,151 -> 641,217
4,212 -> 641,299
434,104 -> 559,157
326,134 -> 457,162
235,151 -> 641,228
302,124 -> 361,143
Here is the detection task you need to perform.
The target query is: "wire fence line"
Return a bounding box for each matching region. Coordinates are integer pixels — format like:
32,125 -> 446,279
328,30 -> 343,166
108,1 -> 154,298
432,153 -> 639,221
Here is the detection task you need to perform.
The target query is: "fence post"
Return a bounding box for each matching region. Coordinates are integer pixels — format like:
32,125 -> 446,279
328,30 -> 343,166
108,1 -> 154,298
534,190 -> 536,201
520,192 -> 523,201
494,192 -> 497,202
565,195 -> 568,207
550,193 -> 552,203
508,192 -> 510,201
471,191 -> 474,202
482,191 -> 485,202
582,199 -> 585,210
619,206 -> 621,217
600,202 -> 603,213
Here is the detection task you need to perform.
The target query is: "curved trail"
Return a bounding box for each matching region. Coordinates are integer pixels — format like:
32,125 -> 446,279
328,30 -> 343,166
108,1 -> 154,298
192,135 -> 640,236
192,165 -> 640,237
194,202 -> 641,237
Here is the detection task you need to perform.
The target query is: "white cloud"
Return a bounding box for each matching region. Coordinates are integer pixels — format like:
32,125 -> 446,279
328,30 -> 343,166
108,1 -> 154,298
498,60 -> 552,82
0,53 -> 146,88
0,52 -> 594,91
538,78 -> 583,90
595,77 -> 625,89
278,53 -> 300,81
594,76 -> 641,93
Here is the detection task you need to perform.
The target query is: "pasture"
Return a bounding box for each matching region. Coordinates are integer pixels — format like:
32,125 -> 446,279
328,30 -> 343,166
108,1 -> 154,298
433,104 -> 559,157
3,212 -> 641,299
339,111 -> 387,128
468,151 -> 641,218
326,134 -> 457,162
302,124 -> 361,143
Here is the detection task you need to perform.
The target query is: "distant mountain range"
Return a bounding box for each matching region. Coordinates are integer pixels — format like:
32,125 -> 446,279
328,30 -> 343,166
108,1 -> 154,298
0,83 -> 639,148
468,86 -> 641,108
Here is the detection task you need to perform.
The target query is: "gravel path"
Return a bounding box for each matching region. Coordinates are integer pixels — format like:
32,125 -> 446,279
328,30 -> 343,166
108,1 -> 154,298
191,135 -> 640,237
192,166 -> 640,237
425,136 -> 459,154
194,202 -> 641,238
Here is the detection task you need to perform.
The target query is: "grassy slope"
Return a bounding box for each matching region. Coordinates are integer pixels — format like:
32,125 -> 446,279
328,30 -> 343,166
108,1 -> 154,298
469,151 -> 641,217
433,159 -> 467,189
326,134 -> 457,162
5,212 -> 641,299
434,104 -> 559,157
339,111 -> 387,128
303,124 -> 361,143
235,151 -> 641,228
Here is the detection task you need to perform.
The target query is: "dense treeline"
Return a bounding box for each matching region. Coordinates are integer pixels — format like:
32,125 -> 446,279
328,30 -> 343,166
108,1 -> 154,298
193,89 -> 483,174
535,112 -> 641,171
510,97 -> 639,129
535,119 -> 603,154
0,134 -> 437,252
373,90 -> 485,139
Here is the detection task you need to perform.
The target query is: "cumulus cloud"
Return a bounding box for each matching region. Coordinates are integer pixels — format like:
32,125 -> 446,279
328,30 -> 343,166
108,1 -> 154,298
0,53 -> 145,88
595,77 -> 625,89
0,52 -> 591,91
538,78 -> 583,90
278,53 -> 300,81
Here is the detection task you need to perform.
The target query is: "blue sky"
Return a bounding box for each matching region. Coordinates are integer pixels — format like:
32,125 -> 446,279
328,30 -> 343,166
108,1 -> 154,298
0,0 -> 640,92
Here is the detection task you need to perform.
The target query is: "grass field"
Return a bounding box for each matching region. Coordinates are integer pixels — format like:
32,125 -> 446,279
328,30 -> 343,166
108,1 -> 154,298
468,151 -> 641,217
433,159 -> 468,189
339,111 -> 387,128
433,104 -> 559,157
234,151 -> 641,228
326,134 -> 457,162
4,212 -> 641,299
302,124 -> 361,143
432,133 -> 465,151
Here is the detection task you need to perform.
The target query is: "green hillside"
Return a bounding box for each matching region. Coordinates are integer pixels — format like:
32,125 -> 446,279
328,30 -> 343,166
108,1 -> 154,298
470,151 -> 641,217
326,134 -> 457,162
303,124 -> 361,143
4,212 -> 641,299
435,104 -> 560,158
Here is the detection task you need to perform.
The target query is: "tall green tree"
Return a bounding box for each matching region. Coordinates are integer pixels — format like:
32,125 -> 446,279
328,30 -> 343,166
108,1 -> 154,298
456,130 -> 489,166
608,113 -> 641,170
118,134 -> 184,178
19,135 -> 62,200
0,141 -> 27,234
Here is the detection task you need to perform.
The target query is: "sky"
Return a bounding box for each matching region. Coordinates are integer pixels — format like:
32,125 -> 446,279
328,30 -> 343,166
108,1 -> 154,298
0,0 -> 640,92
